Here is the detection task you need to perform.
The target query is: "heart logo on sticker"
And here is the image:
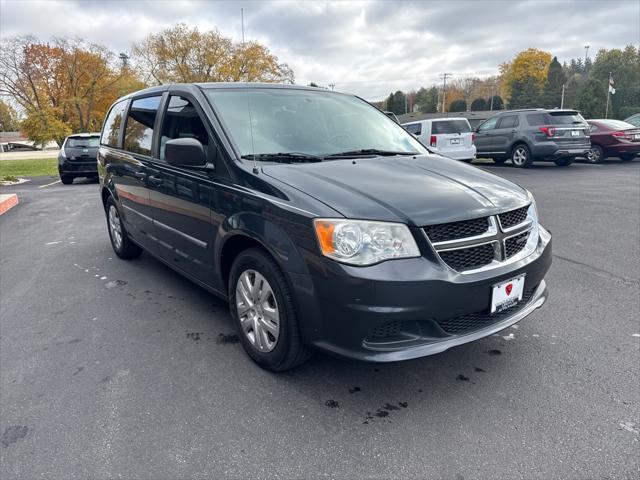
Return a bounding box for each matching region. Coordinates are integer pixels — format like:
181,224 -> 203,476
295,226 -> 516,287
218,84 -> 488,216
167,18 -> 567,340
505,283 -> 513,295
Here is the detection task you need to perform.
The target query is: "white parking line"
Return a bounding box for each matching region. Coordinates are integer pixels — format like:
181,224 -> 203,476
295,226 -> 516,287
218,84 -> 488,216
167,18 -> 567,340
38,180 -> 61,189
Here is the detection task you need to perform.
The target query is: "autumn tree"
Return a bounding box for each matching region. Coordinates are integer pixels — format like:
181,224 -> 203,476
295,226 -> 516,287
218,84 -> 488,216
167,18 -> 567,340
20,107 -> 71,147
499,48 -> 552,103
0,99 -> 20,131
132,23 -> 294,85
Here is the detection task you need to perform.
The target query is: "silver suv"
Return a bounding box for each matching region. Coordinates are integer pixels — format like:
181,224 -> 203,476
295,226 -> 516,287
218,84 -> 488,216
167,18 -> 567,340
475,109 -> 590,167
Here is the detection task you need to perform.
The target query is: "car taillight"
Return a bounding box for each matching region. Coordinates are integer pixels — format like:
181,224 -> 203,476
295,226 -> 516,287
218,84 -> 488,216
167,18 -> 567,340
430,135 -> 437,147
611,131 -> 625,138
539,126 -> 556,137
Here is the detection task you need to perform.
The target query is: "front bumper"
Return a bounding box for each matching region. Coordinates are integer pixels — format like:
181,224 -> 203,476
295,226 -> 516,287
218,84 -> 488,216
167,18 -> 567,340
292,226 -> 552,362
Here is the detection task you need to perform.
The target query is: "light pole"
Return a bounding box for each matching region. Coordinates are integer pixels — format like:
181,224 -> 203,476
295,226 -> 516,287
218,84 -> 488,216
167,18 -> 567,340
584,44 -> 590,64
440,73 -> 452,113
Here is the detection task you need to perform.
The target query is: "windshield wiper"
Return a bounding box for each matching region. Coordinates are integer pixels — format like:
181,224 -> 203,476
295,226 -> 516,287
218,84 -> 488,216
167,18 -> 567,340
241,152 -> 323,163
324,149 -> 419,158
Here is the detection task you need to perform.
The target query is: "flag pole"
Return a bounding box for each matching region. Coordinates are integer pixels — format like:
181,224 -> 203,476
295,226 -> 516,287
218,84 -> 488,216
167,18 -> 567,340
605,72 -> 611,119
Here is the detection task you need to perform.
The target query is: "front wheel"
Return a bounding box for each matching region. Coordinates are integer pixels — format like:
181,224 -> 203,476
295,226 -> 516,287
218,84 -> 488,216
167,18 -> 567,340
511,144 -> 533,168
106,197 -> 142,259
229,248 -> 312,371
554,157 -> 574,167
586,145 -> 603,164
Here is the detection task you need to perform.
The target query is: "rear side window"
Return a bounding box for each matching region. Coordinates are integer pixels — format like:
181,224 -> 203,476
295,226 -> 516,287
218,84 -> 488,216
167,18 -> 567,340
526,113 -> 549,126
101,100 -> 127,147
498,115 -> 519,129
124,96 -> 162,156
159,96 -> 210,161
67,137 -> 100,148
404,123 -> 422,135
432,120 -> 471,134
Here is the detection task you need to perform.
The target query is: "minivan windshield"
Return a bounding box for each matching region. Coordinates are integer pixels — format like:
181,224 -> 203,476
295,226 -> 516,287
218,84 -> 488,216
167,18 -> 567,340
205,88 -> 428,158
66,136 -> 100,148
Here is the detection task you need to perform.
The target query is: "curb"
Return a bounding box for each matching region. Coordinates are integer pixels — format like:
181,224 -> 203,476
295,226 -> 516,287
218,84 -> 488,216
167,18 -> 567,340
0,193 -> 19,215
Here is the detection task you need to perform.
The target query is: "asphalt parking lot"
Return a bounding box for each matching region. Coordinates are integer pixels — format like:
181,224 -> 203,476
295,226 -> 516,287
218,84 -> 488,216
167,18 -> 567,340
1,160 -> 639,479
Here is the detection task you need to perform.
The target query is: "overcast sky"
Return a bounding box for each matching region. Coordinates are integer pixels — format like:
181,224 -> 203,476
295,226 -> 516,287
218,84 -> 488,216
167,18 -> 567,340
1,0 -> 638,100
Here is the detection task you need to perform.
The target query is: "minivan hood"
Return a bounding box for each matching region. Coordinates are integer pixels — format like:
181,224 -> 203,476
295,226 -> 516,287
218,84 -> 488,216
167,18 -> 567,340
262,155 -> 529,225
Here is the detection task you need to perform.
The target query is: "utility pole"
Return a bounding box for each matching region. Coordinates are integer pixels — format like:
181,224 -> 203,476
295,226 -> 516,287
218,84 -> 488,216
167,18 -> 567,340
605,71 -> 612,119
440,73 -> 452,113
584,44 -> 590,64
241,8 -> 245,45
560,84 -> 565,109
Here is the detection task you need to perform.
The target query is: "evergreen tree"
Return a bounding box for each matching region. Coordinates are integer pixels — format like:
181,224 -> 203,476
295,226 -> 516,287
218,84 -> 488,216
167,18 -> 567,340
470,98 -> 487,111
509,78 -> 541,108
541,56 -> 567,108
449,99 -> 467,112
415,86 -> 439,113
487,95 -> 504,110
576,78 -> 607,118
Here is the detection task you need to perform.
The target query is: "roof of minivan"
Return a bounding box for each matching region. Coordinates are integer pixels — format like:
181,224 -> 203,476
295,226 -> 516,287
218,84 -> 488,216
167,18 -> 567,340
117,82 -> 335,101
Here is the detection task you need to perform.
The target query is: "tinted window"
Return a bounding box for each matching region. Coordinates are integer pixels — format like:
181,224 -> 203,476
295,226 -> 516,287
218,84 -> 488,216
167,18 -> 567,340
478,116 -> 499,131
404,123 -> 422,135
67,136 -> 100,148
526,113 -> 549,126
432,120 -> 471,134
498,115 -> 519,129
160,96 -> 210,161
124,96 -> 161,156
101,100 -> 127,147
548,111 -> 586,125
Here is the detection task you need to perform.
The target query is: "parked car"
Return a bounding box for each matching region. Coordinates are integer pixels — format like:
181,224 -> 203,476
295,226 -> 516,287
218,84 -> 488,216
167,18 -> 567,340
403,117 -> 476,162
624,113 -> 640,127
58,133 -> 100,184
585,119 -> 640,163
383,111 -> 399,123
99,83 -> 551,371
474,109 -> 590,167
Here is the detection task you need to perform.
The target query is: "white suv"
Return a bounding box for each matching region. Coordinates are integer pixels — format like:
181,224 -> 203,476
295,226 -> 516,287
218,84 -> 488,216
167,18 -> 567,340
403,118 -> 476,162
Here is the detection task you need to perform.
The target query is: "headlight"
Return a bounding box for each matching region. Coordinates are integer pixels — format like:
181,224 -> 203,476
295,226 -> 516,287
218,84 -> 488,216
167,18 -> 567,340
313,219 -> 420,266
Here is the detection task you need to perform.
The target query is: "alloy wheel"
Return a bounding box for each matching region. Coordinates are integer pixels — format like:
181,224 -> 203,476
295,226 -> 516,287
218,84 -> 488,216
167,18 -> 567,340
587,147 -> 601,163
512,146 -> 528,166
235,269 -> 280,352
108,205 -> 123,250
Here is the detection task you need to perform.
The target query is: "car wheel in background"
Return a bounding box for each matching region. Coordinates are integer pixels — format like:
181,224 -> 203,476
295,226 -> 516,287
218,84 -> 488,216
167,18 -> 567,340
105,196 -> 143,259
620,153 -> 636,161
60,175 -> 73,185
586,145 -> 604,164
492,158 -> 507,165
511,144 -> 533,168
554,157 -> 574,167
229,247 -> 312,372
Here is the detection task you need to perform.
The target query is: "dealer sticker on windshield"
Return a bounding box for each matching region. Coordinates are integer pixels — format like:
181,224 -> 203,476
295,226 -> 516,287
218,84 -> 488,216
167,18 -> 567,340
491,274 -> 525,314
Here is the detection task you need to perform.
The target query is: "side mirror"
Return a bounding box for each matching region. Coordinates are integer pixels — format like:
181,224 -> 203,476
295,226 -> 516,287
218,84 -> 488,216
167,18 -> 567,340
165,138 -> 206,168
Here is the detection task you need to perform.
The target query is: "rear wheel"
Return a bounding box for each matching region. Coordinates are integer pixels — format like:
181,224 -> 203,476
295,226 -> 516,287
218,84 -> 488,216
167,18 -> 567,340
106,196 -> 142,259
554,157 -> 574,167
586,145 -> 603,164
60,175 -> 73,185
229,248 -> 312,371
511,144 -> 533,168
620,153 -> 636,161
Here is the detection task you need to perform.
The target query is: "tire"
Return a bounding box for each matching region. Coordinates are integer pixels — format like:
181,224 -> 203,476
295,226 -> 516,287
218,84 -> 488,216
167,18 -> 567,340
554,157 -> 575,167
510,144 -> 533,168
620,153 -> 636,161
586,145 -> 603,164
492,157 -> 507,165
60,175 -> 73,185
105,196 -> 142,259
229,247 -> 312,372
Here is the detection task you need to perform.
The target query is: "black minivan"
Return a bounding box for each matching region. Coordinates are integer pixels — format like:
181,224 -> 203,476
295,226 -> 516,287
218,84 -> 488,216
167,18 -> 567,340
98,83 -> 552,371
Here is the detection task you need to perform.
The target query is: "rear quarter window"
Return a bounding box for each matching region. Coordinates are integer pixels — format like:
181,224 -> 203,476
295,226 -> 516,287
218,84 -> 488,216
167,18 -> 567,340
432,120 -> 471,134
101,100 -> 127,147
404,123 -> 422,135
526,113 -> 550,126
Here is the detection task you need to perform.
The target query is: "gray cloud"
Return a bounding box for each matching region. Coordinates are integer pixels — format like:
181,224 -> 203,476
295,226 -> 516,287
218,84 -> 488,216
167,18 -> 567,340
1,0 -> 638,100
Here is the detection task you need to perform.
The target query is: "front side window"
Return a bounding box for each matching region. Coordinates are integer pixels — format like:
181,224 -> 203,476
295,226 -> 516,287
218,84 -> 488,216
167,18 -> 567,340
498,115 -> 519,129
160,96 -> 210,161
478,116 -> 499,131
101,100 -> 127,147
205,88 -> 428,158
124,96 -> 161,156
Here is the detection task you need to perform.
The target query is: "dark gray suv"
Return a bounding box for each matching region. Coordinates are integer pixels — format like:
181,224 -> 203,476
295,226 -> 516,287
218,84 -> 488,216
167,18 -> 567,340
475,109 -> 590,167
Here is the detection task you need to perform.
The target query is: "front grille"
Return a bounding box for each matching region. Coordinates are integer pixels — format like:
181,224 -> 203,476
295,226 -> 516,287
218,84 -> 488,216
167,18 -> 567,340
438,243 -> 495,272
437,287 -> 535,335
424,217 -> 489,243
505,231 -> 530,258
498,206 -> 528,229
368,321 -> 402,338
